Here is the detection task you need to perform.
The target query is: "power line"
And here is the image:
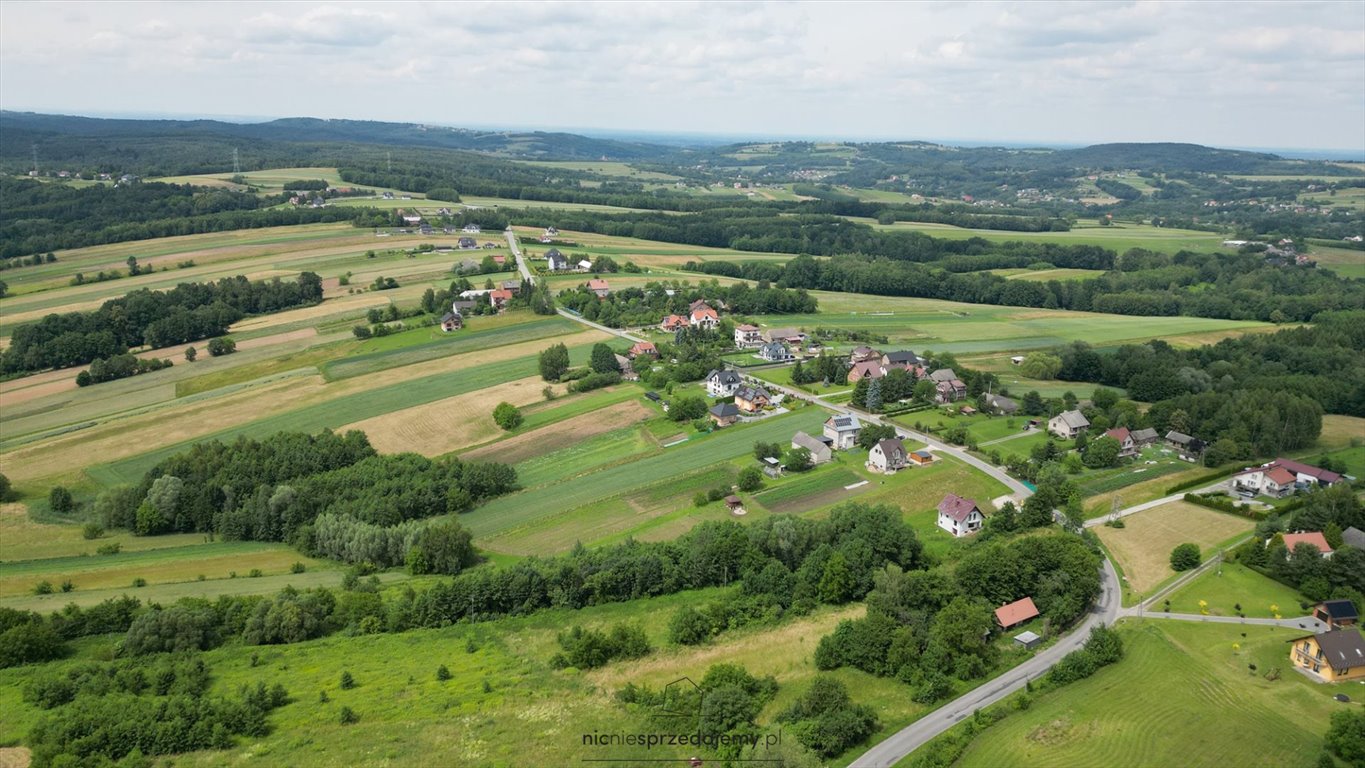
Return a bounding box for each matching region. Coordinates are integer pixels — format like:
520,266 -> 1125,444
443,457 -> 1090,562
232,148 -> 241,174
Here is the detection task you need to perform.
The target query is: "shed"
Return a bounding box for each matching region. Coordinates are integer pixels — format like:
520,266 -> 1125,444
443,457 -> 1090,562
1014,631 -> 1042,649
724,495 -> 745,513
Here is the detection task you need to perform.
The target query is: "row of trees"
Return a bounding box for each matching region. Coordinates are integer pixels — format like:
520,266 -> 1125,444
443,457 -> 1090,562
555,279 -> 816,329
3,272 -> 322,374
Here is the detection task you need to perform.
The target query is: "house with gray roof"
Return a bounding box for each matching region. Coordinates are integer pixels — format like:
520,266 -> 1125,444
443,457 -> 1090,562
1048,409 -> 1090,439
791,431 -> 833,465
823,414 -> 862,449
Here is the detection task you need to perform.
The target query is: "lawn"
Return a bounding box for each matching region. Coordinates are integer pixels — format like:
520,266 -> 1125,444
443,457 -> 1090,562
1094,501 -> 1254,600
955,619 -> 1354,768
1163,562 -> 1310,619
870,220 -> 1228,255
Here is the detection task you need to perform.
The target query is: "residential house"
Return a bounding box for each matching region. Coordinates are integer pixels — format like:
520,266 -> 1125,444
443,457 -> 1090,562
488,289 -> 513,310
735,324 -> 763,348
1236,464 -> 1299,498
661,314 -> 690,332
848,360 -> 884,383
995,597 -> 1040,630
1105,427 -> 1138,458
402,213 -> 422,224
689,301 -> 720,330
765,327 -> 807,346
500,280 -> 522,294
458,237 -> 478,249
1343,527 -> 1365,550
439,312 -> 463,332
484,242 -> 498,249
546,249 -> 570,271
734,385 -> 771,414
544,226 -> 560,237
937,493 -> 984,538
867,438 -> 908,474
705,369 -> 742,398
539,235 -> 553,243
1289,629 -> 1365,682
929,368 -> 967,403
628,341 -> 658,359
824,414 -> 862,450
1130,427 -> 1159,447
791,431 -> 833,465
709,402 -> 740,427
909,449 -> 935,466
615,354 -> 636,381
881,350 -> 924,375
492,255 -> 507,266
981,393 -> 1018,416
462,224 -> 481,234
758,341 -> 793,363
1281,532 -> 1334,558
1165,431 -> 1207,462
1313,600 -> 1359,630
437,207 -> 452,216
451,299 -> 477,314
588,279 -> 611,298
1048,410 -> 1090,440
849,346 -> 880,364
577,259 -> 594,271
1273,458 -> 1345,487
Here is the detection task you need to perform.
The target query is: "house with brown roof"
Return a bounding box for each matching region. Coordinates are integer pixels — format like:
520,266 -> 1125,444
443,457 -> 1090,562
867,438 -> 908,474
937,493 -> 983,537
848,360 -> 884,383
588,278 -> 611,297
439,312 -> 463,332
628,341 -> 658,359
929,368 -> 967,402
1281,532 -> 1334,558
1289,629 -> 1365,682
734,385 -> 771,414
995,597 -> 1040,630
909,449 -> 935,466
849,346 -> 880,364
765,327 -> 806,346
1130,427 -> 1159,447
1237,458 -> 1343,498
488,288 -> 513,310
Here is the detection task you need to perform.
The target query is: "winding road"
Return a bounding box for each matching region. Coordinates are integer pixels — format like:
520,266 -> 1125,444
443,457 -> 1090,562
541,309 -> 1278,766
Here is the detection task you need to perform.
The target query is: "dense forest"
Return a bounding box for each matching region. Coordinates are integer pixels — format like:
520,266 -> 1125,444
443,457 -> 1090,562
1,272 -> 323,374
95,432 -> 515,567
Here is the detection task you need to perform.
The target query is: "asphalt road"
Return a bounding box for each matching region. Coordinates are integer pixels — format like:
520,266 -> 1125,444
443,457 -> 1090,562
850,556 -> 1123,768
503,227 -> 533,284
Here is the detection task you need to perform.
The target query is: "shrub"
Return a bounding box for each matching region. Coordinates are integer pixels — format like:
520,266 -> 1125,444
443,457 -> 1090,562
339,706 -> 359,724
436,665 -> 452,681
33,581 -> 54,595
492,402 -> 523,430
291,562 -> 306,574
81,522 -> 104,540
340,671 -> 356,689
1170,542 -> 1201,571
48,486 -> 74,514
206,337 -> 236,356
97,543 -> 121,556
737,466 -> 763,492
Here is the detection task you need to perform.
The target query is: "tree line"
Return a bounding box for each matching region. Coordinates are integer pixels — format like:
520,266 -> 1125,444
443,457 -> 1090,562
2,272 -> 323,375
555,279 -> 816,329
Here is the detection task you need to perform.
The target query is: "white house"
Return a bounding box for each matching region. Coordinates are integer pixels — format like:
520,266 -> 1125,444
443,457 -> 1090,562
1048,410 -> 1090,440
823,414 -> 862,450
735,324 -> 763,348
937,494 -> 984,538
705,369 -> 742,398
867,438 -> 908,474
758,341 -> 793,363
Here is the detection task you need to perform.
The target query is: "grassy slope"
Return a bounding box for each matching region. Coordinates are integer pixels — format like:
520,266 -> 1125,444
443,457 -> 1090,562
956,620 -> 1353,768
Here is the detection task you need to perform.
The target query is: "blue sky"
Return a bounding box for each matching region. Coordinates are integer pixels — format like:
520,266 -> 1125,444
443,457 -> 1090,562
2,1 -> 1363,152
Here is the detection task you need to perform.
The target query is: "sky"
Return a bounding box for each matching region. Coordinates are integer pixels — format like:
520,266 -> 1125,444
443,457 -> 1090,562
2,0 -> 1364,152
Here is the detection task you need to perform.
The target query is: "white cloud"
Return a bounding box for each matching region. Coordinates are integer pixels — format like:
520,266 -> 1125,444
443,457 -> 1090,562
0,0 -> 1360,150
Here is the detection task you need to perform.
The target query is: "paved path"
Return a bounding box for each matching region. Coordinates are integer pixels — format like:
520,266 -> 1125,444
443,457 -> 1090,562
504,227 -> 533,284
850,557 -> 1122,768
1126,611 -> 1326,631
978,427 -> 1040,447
1081,483 -> 1227,528
557,309 -> 645,344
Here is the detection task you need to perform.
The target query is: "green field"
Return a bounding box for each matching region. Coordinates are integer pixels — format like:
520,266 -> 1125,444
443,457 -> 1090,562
1163,562 -> 1309,618
956,620 -> 1353,768
868,220 -> 1228,254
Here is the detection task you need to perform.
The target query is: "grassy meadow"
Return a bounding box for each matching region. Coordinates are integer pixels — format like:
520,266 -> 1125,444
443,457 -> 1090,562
955,619 -> 1357,768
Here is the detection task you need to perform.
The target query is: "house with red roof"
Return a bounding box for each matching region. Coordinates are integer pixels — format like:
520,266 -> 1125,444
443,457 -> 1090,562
488,288 -> 513,310
1281,532 -> 1334,559
937,493 -> 984,538
847,360 -> 884,383
587,278 -> 611,298
689,302 -> 719,329
660,314 -> 689,332
628,341 -> 658,359
1105,427 -> 1137,458
995,597 -> 1040,630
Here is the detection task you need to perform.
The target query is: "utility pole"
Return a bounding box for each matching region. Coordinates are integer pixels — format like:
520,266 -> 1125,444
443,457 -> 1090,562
232,148 -> 241,174
387,151 -> 392,172
31,143 -> 38,175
